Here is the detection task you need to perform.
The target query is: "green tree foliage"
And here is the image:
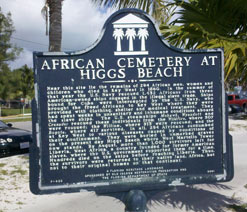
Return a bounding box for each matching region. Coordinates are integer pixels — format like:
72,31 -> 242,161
0,7 -> 23,101
0,7 -> 22,65
92,0 -> 172,24
160,0 -> 247,88
14,65 -> 34,99
0,64 -> 12,100
0,65 -> 34,101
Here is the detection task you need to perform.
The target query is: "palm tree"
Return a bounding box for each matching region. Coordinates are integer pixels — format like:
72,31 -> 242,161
42,0 -> 63,52
43,0 -> 170,52
160,0 -> 247,87
91,0 -> 170,24
126,28 -> 136,51
113,28 -> 124,51
138,28 -> 149,51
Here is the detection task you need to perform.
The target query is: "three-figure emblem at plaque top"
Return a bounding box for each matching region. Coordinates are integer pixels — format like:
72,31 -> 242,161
113,14 -> 149,56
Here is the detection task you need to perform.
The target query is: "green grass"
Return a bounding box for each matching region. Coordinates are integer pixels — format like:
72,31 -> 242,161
0,169 -> 8,175
0,163 -> 6,168
228,204 -> 247,212
10,168 -> 27,176
16,201 -> 24,205
1,117 -> 31,123
19,155 -> 29,160
1,108 -> 31,116
4,200 -> 11,204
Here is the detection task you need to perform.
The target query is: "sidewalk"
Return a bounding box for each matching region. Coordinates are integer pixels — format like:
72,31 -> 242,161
0,114 -> 32,120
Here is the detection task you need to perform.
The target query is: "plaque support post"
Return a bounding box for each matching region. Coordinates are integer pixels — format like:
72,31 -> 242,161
124,190 -> 148,212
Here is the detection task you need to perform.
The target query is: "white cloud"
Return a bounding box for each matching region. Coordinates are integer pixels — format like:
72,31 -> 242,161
0,0 -> 114,69
9,48 -> 33,70
62,0 -> 114,51
1,0 -> 48,50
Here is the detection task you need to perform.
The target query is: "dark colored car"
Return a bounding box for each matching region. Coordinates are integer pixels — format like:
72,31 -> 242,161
0,120 -> 32,158
228,104 -> 242,114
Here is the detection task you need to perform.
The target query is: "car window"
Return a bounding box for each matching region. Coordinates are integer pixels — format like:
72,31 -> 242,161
235,95 -> 240,99
228,96 -> 233,101
0,121 -> 8,128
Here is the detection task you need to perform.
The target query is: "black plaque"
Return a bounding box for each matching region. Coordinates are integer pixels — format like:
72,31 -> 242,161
30,9 -> 233,194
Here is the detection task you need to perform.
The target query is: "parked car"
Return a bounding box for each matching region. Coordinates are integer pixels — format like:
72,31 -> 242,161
0,120 -> 32,158
228,104 -> 242,114
228,94 -> 247,113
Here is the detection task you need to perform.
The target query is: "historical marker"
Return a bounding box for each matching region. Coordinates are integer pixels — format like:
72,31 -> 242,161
30,9 -> 233,194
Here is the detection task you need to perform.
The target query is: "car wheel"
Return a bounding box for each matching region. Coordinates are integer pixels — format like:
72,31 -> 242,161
244,105 -> 247,113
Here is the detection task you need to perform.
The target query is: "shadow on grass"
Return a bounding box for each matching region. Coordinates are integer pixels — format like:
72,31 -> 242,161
100,184 -> 242,212
147,185 -> 239,212
227,204 -> 247,212
229,113 -> 247,120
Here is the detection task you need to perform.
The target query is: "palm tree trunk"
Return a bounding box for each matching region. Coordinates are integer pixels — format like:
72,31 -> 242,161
48,0 -> 62,52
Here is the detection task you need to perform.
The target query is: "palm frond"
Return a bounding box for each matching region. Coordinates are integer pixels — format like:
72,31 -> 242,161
91,0 -> 174,23
161,0 -> 247,86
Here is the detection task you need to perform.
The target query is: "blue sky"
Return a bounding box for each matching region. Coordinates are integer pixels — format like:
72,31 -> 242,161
0,0 -> 115,69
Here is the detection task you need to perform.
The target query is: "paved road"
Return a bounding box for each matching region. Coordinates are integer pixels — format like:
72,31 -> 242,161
12,121 -> 32,131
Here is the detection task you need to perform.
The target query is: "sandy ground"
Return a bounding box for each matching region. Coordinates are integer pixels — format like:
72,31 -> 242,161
0,117 -> 246,212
